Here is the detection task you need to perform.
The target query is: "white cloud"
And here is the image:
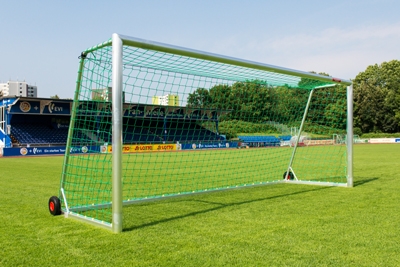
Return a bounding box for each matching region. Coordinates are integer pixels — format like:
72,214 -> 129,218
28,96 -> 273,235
209,23 -> 400,80
266,23 -> 400,51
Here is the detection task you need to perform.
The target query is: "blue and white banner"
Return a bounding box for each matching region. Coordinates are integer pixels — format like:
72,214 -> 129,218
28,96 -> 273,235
10,100 -> 71,115
180,142 -> 238,150
2,145 -> 100,157
3,142 -> 242,156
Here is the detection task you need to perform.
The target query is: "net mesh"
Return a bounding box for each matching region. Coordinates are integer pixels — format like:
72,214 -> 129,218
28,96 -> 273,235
60,40 -> 347,225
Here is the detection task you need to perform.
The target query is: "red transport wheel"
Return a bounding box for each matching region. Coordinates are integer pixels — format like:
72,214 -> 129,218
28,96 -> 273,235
48,196 -> 62,216
283,171 -> 294,180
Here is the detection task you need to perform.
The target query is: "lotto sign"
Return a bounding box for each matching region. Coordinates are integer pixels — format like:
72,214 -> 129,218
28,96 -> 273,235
107,144 -> 177,153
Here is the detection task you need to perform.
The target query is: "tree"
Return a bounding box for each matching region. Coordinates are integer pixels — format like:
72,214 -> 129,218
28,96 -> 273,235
323,87 -> 347,130
229,81 -> 271,122
353,60 -> 400,133
209,84 -> 232,110
185,75 -> 350,130
270,85 -> 309,123
297,71 -> 331,89
187,88 -> 212,108
50,94 -> 60,99
297,72 -> 348,131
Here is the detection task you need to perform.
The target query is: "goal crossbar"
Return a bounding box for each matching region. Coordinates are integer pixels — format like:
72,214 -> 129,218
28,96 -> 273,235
58,33 -> 353,233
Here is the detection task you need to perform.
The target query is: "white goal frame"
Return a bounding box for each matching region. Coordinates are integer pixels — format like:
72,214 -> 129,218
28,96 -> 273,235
62,33 -> 353,233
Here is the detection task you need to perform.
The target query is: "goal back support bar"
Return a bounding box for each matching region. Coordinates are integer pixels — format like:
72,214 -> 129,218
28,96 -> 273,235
61,33 -> 353,233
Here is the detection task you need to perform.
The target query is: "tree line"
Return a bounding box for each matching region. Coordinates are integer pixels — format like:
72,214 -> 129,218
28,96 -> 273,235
353,60 -> 400,134
186,78 -> 347,137
186,60 -> 400,135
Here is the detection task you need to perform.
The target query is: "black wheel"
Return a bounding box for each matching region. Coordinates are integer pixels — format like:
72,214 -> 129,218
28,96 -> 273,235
48,196 -> 61,216
283,171 -> 294,180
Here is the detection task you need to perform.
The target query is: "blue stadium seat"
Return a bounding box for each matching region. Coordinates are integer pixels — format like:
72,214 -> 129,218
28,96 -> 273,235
11,123 -> 69,145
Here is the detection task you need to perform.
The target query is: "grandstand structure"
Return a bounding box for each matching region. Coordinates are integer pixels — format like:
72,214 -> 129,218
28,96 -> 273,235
0,96 -> 241,156
0,95 -> 297,157
0,97 -> 72,155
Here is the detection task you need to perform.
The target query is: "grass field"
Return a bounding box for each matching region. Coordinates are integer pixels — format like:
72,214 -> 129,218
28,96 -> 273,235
63,145 -> 346,225
0,144 -> 399,266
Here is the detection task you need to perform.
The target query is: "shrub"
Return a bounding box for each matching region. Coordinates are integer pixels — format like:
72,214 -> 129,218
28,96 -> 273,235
218,120 -> 278,136
353,127 -> 363,136
361,132 -> 400,138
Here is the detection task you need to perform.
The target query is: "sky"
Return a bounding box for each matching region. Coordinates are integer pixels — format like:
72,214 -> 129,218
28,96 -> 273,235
1,0 -> 400,99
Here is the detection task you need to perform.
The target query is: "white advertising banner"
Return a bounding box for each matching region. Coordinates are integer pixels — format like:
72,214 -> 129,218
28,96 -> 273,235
369,138 -> 400,144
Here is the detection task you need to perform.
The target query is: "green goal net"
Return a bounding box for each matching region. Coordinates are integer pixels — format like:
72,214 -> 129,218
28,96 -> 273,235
54,34 -> 353,232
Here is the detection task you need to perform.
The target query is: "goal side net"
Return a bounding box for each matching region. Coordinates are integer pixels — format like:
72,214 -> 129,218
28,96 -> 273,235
55,33 -> 353,232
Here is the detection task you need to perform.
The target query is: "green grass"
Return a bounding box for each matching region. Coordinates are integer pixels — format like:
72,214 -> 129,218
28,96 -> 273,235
64,145 -> 346,224
1,144 -> 399,266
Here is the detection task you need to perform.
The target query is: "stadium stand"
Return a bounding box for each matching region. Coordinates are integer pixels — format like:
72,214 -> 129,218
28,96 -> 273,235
11,123 -> 68,145
5,99 -> 224,148
10,117 -> 225,146
9,113 -> 70,146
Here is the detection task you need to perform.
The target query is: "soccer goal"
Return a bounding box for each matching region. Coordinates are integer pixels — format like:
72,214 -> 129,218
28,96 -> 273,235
49,33 -> 353,233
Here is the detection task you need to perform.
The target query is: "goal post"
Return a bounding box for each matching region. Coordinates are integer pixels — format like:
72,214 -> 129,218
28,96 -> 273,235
111,33 -> 123,233
50,33 -> 353,233
347,84 -> 354,187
